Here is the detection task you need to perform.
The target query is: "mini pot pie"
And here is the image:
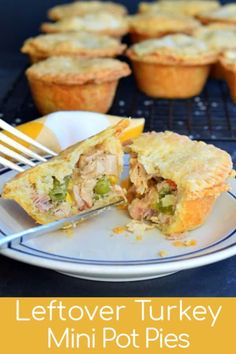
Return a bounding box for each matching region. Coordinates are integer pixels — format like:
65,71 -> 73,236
219,50 -> 236,102
21,32 -> 127,63
2,121 -> 128,224
197,4 -> 236,25
139,1 -> 220,17
126,132 -> 234,236
26,56 -> 131,115
193,24 -> 236,79
41,12 -> 129,38
128,12 -> 200,43
48,1 -> 127,21
126,34 -> 217,99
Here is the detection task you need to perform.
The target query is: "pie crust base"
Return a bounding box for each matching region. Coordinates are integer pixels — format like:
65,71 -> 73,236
27,78 -> 119,115
130,61 -> 210,98
220,56 -> 236,102
26,57 -> 130,114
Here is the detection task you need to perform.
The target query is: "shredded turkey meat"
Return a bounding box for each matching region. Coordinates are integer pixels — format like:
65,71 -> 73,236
32,193 -> 51,212
70,148 -> 123,210
129,158 -> 150,195
128,158 -> 177,226
33,147 -> 123,215
77,179 -> 97,208
78,150 -> 118,179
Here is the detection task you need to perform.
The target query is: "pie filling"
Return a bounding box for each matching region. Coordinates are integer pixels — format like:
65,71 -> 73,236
128,157 -> 177,227
31,145 -> 125,218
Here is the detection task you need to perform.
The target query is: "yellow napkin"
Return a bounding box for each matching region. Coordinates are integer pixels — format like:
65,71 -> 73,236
9,111 -> 145,154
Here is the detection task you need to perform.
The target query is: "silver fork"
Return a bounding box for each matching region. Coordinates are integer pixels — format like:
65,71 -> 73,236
0,201 -> 120,249
0,119 -> 57,172
0,119 -> 121,247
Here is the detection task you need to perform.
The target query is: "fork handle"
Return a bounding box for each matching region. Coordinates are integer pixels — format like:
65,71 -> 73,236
0,201 -> 119,248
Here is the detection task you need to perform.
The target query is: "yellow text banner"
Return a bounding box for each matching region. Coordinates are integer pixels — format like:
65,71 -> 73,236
0,298 -> 235,353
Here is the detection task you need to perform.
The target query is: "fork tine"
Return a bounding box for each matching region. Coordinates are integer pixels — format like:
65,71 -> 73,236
0,119 -> 57,156
0,133 -> 47,162
0,143 -> 36,167
0,156 -> 25,172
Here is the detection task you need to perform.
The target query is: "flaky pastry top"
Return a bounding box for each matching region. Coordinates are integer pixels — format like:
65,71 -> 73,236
139,1 -> 220,17
48,1 -> 127,20
194,24 -> 236,51
128,132 -> 233,199
26,56 -> 131,85
41,12 -> 129,37
21,32 -> 126,58
219,49 -> 236,70
127,34 -> 217,65
197,4 -> 236,24
128,12 -> 201,36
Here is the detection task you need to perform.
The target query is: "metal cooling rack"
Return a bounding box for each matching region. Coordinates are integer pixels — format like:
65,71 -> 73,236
0,63 -> 236,143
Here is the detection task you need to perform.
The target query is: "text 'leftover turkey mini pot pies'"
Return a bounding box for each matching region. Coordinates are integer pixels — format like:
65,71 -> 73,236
2,120 -> 129,224
139,1 -> 220,17
197,4 -> 236,25
128,12 -> 201,43
126,34 -> 218,99
193,24 -> 236,79
126,132 -> 234,236
48,1 -> 128,21
219,50 -> 236,102
41,12 -> 129,38
26,56 -> 131,115
21,32 -> 127,63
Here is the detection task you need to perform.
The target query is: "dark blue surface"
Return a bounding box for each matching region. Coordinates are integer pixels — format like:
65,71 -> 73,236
0,0 -> 235,296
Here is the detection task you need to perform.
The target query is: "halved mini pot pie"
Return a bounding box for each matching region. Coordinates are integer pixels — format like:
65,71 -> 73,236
197,4 -> 236,25
219,49 -> 236,102
21,32 -> 127,63
126,34 -> 217,99
128,12 -> 200,43
193,24 -> 236,79
139,1 -> 220,17
48,1 -> 127,21
26,56 -> 131,115
41,12 -> 129,38
2,120 -> 128,224
126,132 -> 234,236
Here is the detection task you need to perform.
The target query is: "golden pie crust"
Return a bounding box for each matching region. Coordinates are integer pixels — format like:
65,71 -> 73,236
220,50 -> 236,102
139,1 -> 220,17
128,12 -> 201,43
2,120 -> 128,224
193,23 -> 236,78
193,24 -> 236,51
127,132 -> 233,235
21,32 -> 126,63
127,34 -> 217,98
41,13 -> 129,38
26,57 -> 131,114
197,4 -> 236,25
48,1 -> 127,20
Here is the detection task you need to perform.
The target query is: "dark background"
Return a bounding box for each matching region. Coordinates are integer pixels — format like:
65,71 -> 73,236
0,0 -> 229,53
0,0 -> 235,296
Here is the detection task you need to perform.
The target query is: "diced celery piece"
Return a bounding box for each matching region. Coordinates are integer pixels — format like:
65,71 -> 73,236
161,194 -> 176,207
49,176 -> 71,202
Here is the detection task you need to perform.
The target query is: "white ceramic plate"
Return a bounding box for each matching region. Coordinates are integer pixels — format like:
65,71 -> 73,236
0,157 -> 235,282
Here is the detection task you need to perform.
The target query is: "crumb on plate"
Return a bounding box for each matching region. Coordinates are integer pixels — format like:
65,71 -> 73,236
159,250 -> 168,257
112,226 -> 127,234
136,235 -> 143,241
126,220 -> 155,236
173,239 -> 197,247
116,203 -> 128,210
